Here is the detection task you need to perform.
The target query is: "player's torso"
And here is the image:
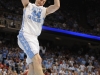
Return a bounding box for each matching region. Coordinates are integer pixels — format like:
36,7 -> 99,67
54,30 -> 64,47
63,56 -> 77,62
25,3 -> 45,24
21,3 -> 46,36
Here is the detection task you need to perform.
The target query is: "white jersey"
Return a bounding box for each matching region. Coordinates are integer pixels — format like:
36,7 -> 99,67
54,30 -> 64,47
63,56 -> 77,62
20,3 -> 47,36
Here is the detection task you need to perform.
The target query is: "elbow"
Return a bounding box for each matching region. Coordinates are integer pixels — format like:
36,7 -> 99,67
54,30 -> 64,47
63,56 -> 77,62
56,4 -> 60,10
57,4 -> 60,9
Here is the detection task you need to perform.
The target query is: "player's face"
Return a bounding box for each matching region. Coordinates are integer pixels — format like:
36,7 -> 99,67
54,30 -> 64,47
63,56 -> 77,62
35,0 -> 46,6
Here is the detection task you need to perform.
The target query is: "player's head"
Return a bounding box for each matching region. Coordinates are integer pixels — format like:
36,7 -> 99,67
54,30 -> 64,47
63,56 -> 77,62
35,0 -> 46,6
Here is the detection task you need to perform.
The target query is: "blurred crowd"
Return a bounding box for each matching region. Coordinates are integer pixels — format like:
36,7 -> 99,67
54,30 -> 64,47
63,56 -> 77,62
0,32 -> 100,75
42,48 -> 100,75
0,0 -> 100,36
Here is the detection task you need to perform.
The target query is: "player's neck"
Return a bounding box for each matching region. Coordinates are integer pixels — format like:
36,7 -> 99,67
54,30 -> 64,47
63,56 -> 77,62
35,3 -> 39,6
35,2 -> 42,6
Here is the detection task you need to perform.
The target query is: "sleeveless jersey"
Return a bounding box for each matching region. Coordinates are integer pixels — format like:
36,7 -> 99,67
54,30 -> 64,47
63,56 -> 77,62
20,3 -> 46,36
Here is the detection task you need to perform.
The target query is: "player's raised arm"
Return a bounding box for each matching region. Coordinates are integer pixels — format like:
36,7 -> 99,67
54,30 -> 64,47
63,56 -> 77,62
46,0 -> 60,16
21,0 -> 29,8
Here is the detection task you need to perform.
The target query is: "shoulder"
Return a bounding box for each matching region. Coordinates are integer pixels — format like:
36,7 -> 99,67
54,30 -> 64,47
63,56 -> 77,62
39,6 -> 47,11
24,2 -> 35,9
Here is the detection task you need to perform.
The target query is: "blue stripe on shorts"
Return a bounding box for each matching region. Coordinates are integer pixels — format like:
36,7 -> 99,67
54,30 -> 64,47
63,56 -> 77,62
18,33 -> 34,59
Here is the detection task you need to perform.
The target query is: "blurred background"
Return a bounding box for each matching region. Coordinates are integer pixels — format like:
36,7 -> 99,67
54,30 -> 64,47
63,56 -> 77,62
0,0 -> 100,75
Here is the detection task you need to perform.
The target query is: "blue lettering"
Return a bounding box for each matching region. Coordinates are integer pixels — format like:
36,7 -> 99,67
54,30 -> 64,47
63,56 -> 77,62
28,15 -> 31,19
28,15 -> 41,23
37,19 -> 39,22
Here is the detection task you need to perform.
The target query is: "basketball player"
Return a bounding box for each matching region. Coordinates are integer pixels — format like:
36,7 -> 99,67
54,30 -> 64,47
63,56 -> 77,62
17,0 -> 60,75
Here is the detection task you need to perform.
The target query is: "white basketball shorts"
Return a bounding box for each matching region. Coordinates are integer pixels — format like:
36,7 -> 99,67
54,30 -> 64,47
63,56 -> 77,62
17,32 -> 39,64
